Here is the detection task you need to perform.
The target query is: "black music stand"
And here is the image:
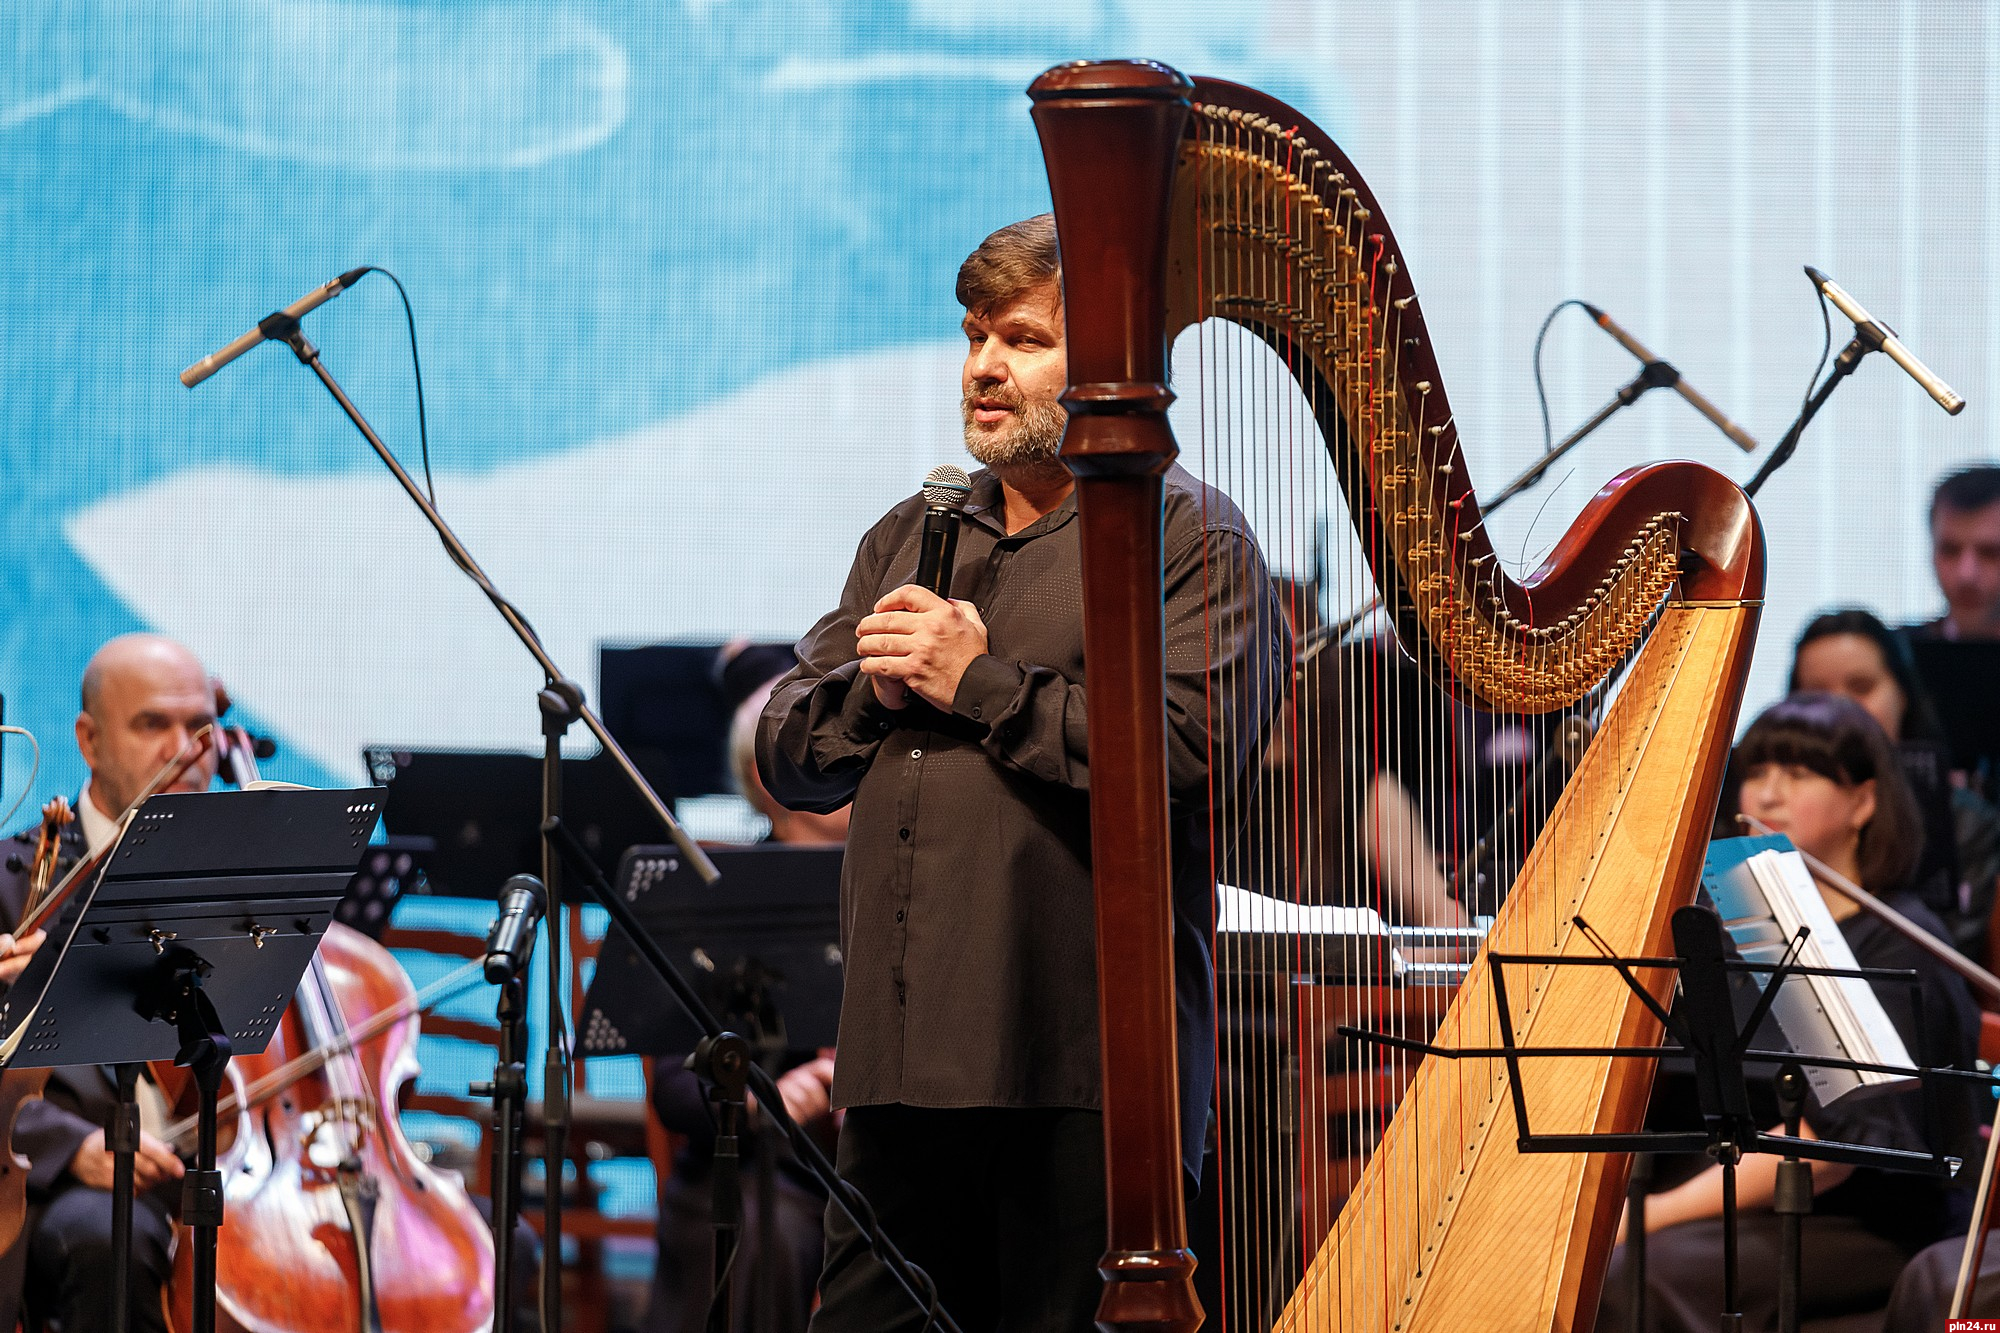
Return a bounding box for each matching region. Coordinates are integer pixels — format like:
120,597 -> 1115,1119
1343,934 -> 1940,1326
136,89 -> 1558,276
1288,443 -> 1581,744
1341,905 -> 1990,1333
0,786 -> 382,1333
579,843 -> 843,1333
579,843 -> 844,1059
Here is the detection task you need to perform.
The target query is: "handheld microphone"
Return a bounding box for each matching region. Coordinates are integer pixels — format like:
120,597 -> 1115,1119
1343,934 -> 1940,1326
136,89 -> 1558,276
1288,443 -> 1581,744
1803,266 -> 1965,415
914,465 -> 973,598
179,266 -> 371,388
1580,303 -> 1759,451
483,873 -> 547,984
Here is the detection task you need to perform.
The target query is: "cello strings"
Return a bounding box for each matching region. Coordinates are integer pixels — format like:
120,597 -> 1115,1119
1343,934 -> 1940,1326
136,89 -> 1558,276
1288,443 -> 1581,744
163,958 -> 487,1148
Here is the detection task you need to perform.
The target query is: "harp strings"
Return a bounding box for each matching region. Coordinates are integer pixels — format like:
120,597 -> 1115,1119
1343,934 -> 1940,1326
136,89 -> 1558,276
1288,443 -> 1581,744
1188,100 -> 1664,1331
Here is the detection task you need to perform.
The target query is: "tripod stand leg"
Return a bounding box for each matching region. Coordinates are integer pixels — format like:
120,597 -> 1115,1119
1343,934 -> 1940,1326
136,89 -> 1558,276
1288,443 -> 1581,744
109,1062 -> 142,1333
165,967 -> 233,1333
1625,1151 -> 1652,1333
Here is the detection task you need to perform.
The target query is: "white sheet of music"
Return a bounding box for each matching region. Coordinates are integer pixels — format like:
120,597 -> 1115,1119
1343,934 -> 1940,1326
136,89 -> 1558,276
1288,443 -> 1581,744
1741,847 -> 1914,1103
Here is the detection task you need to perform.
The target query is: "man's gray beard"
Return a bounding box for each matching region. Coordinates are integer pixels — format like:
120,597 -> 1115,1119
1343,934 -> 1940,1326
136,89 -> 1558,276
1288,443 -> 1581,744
962,394 -> 1068,469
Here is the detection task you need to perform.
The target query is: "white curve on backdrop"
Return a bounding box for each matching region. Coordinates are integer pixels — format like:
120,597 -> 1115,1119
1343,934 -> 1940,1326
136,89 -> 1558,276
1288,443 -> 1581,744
0,0 -> 628,169
64,344 -> 966,782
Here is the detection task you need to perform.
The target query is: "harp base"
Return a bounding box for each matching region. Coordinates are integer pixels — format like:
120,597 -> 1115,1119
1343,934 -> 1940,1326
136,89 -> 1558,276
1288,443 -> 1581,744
1094,1249 -> 1202,1333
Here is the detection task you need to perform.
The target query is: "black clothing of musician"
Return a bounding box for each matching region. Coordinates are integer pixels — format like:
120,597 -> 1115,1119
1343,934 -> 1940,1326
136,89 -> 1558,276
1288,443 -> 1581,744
646,1049 -> 830,1333
758,460 -> 1284,1328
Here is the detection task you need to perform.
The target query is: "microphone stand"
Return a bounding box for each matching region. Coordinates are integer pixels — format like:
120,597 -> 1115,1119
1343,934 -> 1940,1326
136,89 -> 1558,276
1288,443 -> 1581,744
470,969 -> 531,1333
259,317 -> 962,1333
1742,325 -> 1881,498
1485,358 -> 1684,510
262,314 -> 714,1327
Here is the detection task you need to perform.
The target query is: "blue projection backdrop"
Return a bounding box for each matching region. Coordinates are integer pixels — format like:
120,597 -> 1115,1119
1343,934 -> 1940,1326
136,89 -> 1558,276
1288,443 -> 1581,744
4,1 -> 1996,810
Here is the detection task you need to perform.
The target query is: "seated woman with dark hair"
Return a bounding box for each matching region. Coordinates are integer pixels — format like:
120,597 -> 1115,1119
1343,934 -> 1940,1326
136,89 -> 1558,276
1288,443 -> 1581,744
1789,607 -> 2000,956
1595,692 -> 1982,1332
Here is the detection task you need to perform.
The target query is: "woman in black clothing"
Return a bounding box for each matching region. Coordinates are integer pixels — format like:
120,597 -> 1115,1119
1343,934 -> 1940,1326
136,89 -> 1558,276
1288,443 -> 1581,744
1790,607 -> 2000,956
1595,693 -> 1982,1332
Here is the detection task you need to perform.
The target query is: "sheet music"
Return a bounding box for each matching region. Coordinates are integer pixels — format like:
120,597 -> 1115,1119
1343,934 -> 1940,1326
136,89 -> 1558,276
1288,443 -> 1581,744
1706,840 -> 1914,1105
1215,883 -> 1390,938
1746,848 -> 1913,1080
1214,884 -> 1408,983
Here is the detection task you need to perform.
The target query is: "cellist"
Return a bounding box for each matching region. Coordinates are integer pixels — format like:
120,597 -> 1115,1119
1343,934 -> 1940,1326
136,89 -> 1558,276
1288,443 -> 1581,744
0,633 -> 215,1332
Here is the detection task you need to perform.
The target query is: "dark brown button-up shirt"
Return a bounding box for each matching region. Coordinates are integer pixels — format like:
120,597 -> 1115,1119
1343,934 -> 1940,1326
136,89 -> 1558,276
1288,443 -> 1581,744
758,464 -> 1285,1176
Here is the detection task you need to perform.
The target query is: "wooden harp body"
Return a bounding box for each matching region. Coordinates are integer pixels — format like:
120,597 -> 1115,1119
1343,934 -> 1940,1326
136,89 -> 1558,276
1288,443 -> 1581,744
1029,60 -> 1765,1332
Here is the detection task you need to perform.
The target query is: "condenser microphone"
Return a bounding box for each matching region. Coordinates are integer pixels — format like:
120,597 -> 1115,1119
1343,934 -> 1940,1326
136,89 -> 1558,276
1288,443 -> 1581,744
914,465 -> 973,598
1580,303 -> 1759,451
1804,266 -> 1965,415
483,874 -> 547,984
179,266 -> 372,388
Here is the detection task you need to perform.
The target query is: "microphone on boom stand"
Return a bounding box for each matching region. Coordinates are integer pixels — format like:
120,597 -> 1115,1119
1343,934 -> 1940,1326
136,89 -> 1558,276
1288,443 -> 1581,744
1803,267 -> 1965,414
1484,302 -> 1758,513
179,267 -> 371,388
1745,266 -> 1967,497
1580,304 -> 1759,451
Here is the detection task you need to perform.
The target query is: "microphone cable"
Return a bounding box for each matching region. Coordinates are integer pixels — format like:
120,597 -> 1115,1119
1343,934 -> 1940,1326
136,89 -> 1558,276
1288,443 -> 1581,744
342,267 -> 436,509
1800,268 -> 1836,417
1531,298 -> 1597,455
339,267 -> 549,647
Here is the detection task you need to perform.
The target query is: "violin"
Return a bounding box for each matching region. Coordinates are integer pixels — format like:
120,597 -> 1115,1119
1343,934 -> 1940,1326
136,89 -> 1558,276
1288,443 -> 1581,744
0,796 -> 74,1255
159,716 -> 494,1333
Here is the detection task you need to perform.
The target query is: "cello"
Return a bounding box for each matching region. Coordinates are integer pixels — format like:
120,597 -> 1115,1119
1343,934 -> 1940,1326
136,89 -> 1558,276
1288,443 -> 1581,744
157,718 -> 495,1333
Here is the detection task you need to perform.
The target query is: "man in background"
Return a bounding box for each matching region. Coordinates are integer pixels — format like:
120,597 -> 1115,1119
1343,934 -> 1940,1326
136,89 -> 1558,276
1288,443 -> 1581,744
646,642 -> 843,1333
1910,465 -> 2000,640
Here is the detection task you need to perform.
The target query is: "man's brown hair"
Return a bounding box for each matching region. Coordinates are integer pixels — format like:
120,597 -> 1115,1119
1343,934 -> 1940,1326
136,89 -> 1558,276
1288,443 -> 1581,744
955,214 -> 1061,315
1931,464 -> 2000,524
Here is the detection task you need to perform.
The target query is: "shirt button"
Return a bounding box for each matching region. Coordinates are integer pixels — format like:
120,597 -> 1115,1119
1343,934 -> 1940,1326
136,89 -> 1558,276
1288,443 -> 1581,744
895,909 -> 905,923
910,748 -> 923,760
970,704 -> 982,719
899,828 -> 910,841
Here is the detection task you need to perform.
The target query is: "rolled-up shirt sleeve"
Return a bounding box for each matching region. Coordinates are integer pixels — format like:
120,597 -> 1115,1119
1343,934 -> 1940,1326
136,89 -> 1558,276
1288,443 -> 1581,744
759,517 -> 904,813
1163,523 -> 1288,806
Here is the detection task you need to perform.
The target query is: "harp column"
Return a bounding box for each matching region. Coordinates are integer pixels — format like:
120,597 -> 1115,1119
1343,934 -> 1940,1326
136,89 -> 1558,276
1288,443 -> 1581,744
1029,60 -> 1201,1333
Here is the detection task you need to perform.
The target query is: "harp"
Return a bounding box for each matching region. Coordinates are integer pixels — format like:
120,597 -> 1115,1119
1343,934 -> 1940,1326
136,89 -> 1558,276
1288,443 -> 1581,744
1029,61 -> 1764,1331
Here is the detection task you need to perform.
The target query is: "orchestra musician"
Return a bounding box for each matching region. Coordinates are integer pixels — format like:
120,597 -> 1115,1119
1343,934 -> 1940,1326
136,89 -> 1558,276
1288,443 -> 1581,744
645,643 -> 843,1333
1908,465 -> 2000,642
0,632 -> 544,1332
757,215 -> 1287,1330
0,633 -> 215,1332
1596,692 -> 1982,1331
1789,607 -> 2000,957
